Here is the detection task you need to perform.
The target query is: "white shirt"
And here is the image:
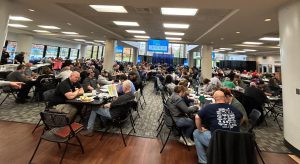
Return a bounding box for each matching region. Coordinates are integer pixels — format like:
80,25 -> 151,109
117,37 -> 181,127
210,77 -> 222,86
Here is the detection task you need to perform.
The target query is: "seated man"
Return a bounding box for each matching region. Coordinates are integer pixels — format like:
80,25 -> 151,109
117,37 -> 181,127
6,64 -> 35,103
82,80 -> 135,136
50,71 -> 84,121
117,74 -> 136,94
97,71 -> 113,86
193,90 -> 242,164
83,69 -> 98,92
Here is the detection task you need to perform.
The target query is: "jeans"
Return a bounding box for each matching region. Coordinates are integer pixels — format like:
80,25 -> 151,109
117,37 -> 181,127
193,130 -> 211,164
175,117 -> 195,139
87,108 -> 111,130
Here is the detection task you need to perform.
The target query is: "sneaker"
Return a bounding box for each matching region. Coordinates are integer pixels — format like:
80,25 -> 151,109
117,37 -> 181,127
80,129 -> 94,137
186,138 -> 195,146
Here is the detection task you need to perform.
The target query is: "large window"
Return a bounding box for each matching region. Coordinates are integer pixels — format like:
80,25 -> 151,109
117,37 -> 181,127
70,49 -> 78,60
60,47 -> 69,59
98,45 -> 103,59
123,48 -> 132,62
92,46 -> 98,59
7,41 -> 17,60
46,46 -> 58,58
30,44 -> 44,62
87,45 -> 93,59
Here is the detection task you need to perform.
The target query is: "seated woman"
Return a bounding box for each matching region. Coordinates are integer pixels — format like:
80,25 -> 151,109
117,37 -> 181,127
166,85 -> 199,146
202,78 -> 213,94
165,75 -> 176,95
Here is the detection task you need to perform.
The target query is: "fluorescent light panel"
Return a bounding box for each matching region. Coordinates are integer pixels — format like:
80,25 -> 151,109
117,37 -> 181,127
166,37 -> 182,40
134,35 -> 150,39
94,40 -> 105,43
243,49 -> 257,52
73,39 -> 86,42
163,23 -> 189,29
219,48 -> 232,50
33,30 -> 50,33
8,24 -> 28,28
264,18 -> 271,22
242,41 -> 263,45
38,25 -> 60,29
259,37 -> 280,41
89,5 -> 127,13
161,7 -> 198,16
62,32 -> 78,35
126,30 -> 145,34
234,50 -> 246,53
9,16 -> 32,21
165,32 -> 185,36
113,21 -> 139,26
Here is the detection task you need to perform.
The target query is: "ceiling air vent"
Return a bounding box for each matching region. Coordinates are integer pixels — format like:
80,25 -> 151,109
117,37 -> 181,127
135,8 -> 152,14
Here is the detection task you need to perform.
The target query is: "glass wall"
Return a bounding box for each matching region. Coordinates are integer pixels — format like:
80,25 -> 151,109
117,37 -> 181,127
87,45 -> 93,59
45,46 -> 58,58
60,47 -> 69,59
7,41 -> 17,60
70,49 -> 79,60
30,44 -> 44,62
92,46 -> 98,59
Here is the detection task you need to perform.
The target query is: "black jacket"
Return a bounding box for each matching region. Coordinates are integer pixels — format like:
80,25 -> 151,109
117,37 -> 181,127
109,92 -> 135,119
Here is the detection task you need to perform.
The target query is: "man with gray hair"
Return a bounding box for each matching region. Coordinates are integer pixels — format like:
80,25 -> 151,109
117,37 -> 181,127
82,80 -> 135,136
56,66 -> 72,81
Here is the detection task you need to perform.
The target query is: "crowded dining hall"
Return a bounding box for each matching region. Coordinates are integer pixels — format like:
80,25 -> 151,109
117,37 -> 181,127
0,0 -> 300,164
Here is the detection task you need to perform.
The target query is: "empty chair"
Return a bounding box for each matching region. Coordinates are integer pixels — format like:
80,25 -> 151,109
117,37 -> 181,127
29,111 -> 84,164
0,86 -> 18,105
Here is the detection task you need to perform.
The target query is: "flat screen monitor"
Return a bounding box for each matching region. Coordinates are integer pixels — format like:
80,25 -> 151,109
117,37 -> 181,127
147,39 -> 168,52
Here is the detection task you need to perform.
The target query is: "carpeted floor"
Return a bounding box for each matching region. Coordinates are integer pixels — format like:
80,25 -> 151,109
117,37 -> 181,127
0,82 -> 290,153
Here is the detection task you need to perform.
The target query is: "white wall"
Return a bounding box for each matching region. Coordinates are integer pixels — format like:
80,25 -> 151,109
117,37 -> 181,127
6,32 -> 81,50
255,55 -> 281,73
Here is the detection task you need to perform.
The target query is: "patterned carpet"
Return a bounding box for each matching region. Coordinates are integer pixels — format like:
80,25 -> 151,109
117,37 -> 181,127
0,82 -> 290,153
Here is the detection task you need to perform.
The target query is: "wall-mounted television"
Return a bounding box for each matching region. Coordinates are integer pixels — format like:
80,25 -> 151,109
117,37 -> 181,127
147,39 -> 168,52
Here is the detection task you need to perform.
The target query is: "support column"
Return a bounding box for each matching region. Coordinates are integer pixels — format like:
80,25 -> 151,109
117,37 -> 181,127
188,51 -> 194,67
132,48 -> 138,64
0,0 -> 11,47
80,44 -> 87,58
103,39 -> 116,71
200,45 -> 213,79
17,34 -> 33,63
279,1 -> 300,155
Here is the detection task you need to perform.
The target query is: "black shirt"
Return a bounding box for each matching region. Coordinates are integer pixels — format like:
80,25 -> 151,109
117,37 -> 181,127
50,78 -> 81,105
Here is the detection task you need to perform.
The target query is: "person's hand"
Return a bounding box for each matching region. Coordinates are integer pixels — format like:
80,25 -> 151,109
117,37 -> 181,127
200,127 -> 208,132
9,82 -> 24,89
104,103 -> 111,108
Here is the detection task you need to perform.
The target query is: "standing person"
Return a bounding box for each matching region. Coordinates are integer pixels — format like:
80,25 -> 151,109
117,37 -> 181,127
1,47 -> 10,65
193,90 -> 242,164
14,52 -> 25,64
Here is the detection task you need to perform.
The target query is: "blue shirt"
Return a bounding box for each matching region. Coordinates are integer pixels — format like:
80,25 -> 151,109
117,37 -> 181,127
198,103 -> 242,133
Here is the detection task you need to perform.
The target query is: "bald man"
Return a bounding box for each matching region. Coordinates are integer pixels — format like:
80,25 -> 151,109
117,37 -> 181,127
193,90 -> 242,164
82,80 -> 135,136
50,71 -> 84,121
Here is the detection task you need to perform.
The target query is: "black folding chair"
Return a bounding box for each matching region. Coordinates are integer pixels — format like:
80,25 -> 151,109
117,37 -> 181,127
248,109 -> 265,164
0,86 -> 18,105
29,111 -> 84,164
157,103 -> 189,153
156,90 -> 167,132
99,101 -> 136,147
32,89 -> 56,134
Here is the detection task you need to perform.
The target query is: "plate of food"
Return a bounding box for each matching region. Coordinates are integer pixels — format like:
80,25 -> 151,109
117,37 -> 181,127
79,96 -> 93,102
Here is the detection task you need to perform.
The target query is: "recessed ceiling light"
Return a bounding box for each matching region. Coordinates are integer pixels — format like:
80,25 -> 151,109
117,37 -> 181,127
66,22 -> 72,26
242,41 -> 263,45
8,24 -> 28,28
228,51 -> 237,53
33,30 -> 50,33
219,48 -> 232,50
28,9 -> 35,12
113,21 -> 139,26
210,42 -> 214,44
161,8 -> 198,16
163,23 -> 189,29
165,32 -> 185,36
264,18 -> 271,22
94,40 -> 105,43
9,16 -> 32,21
134,35 -> 150,39
243,49 -> 257,52
38,25 -> 60,29
62,32 -> 79,35
259,37 -> 280,41
220,38 -> 224,40
73,39 -> 86,42
126,30 -> 146,34
90,32 -> 94,34
217,50 -> 226,51
89,5 -> 127,13
234,50 -> 246,53
236,32 -> 240,34
85,41 -> 95,44
166,37 -> 182,40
